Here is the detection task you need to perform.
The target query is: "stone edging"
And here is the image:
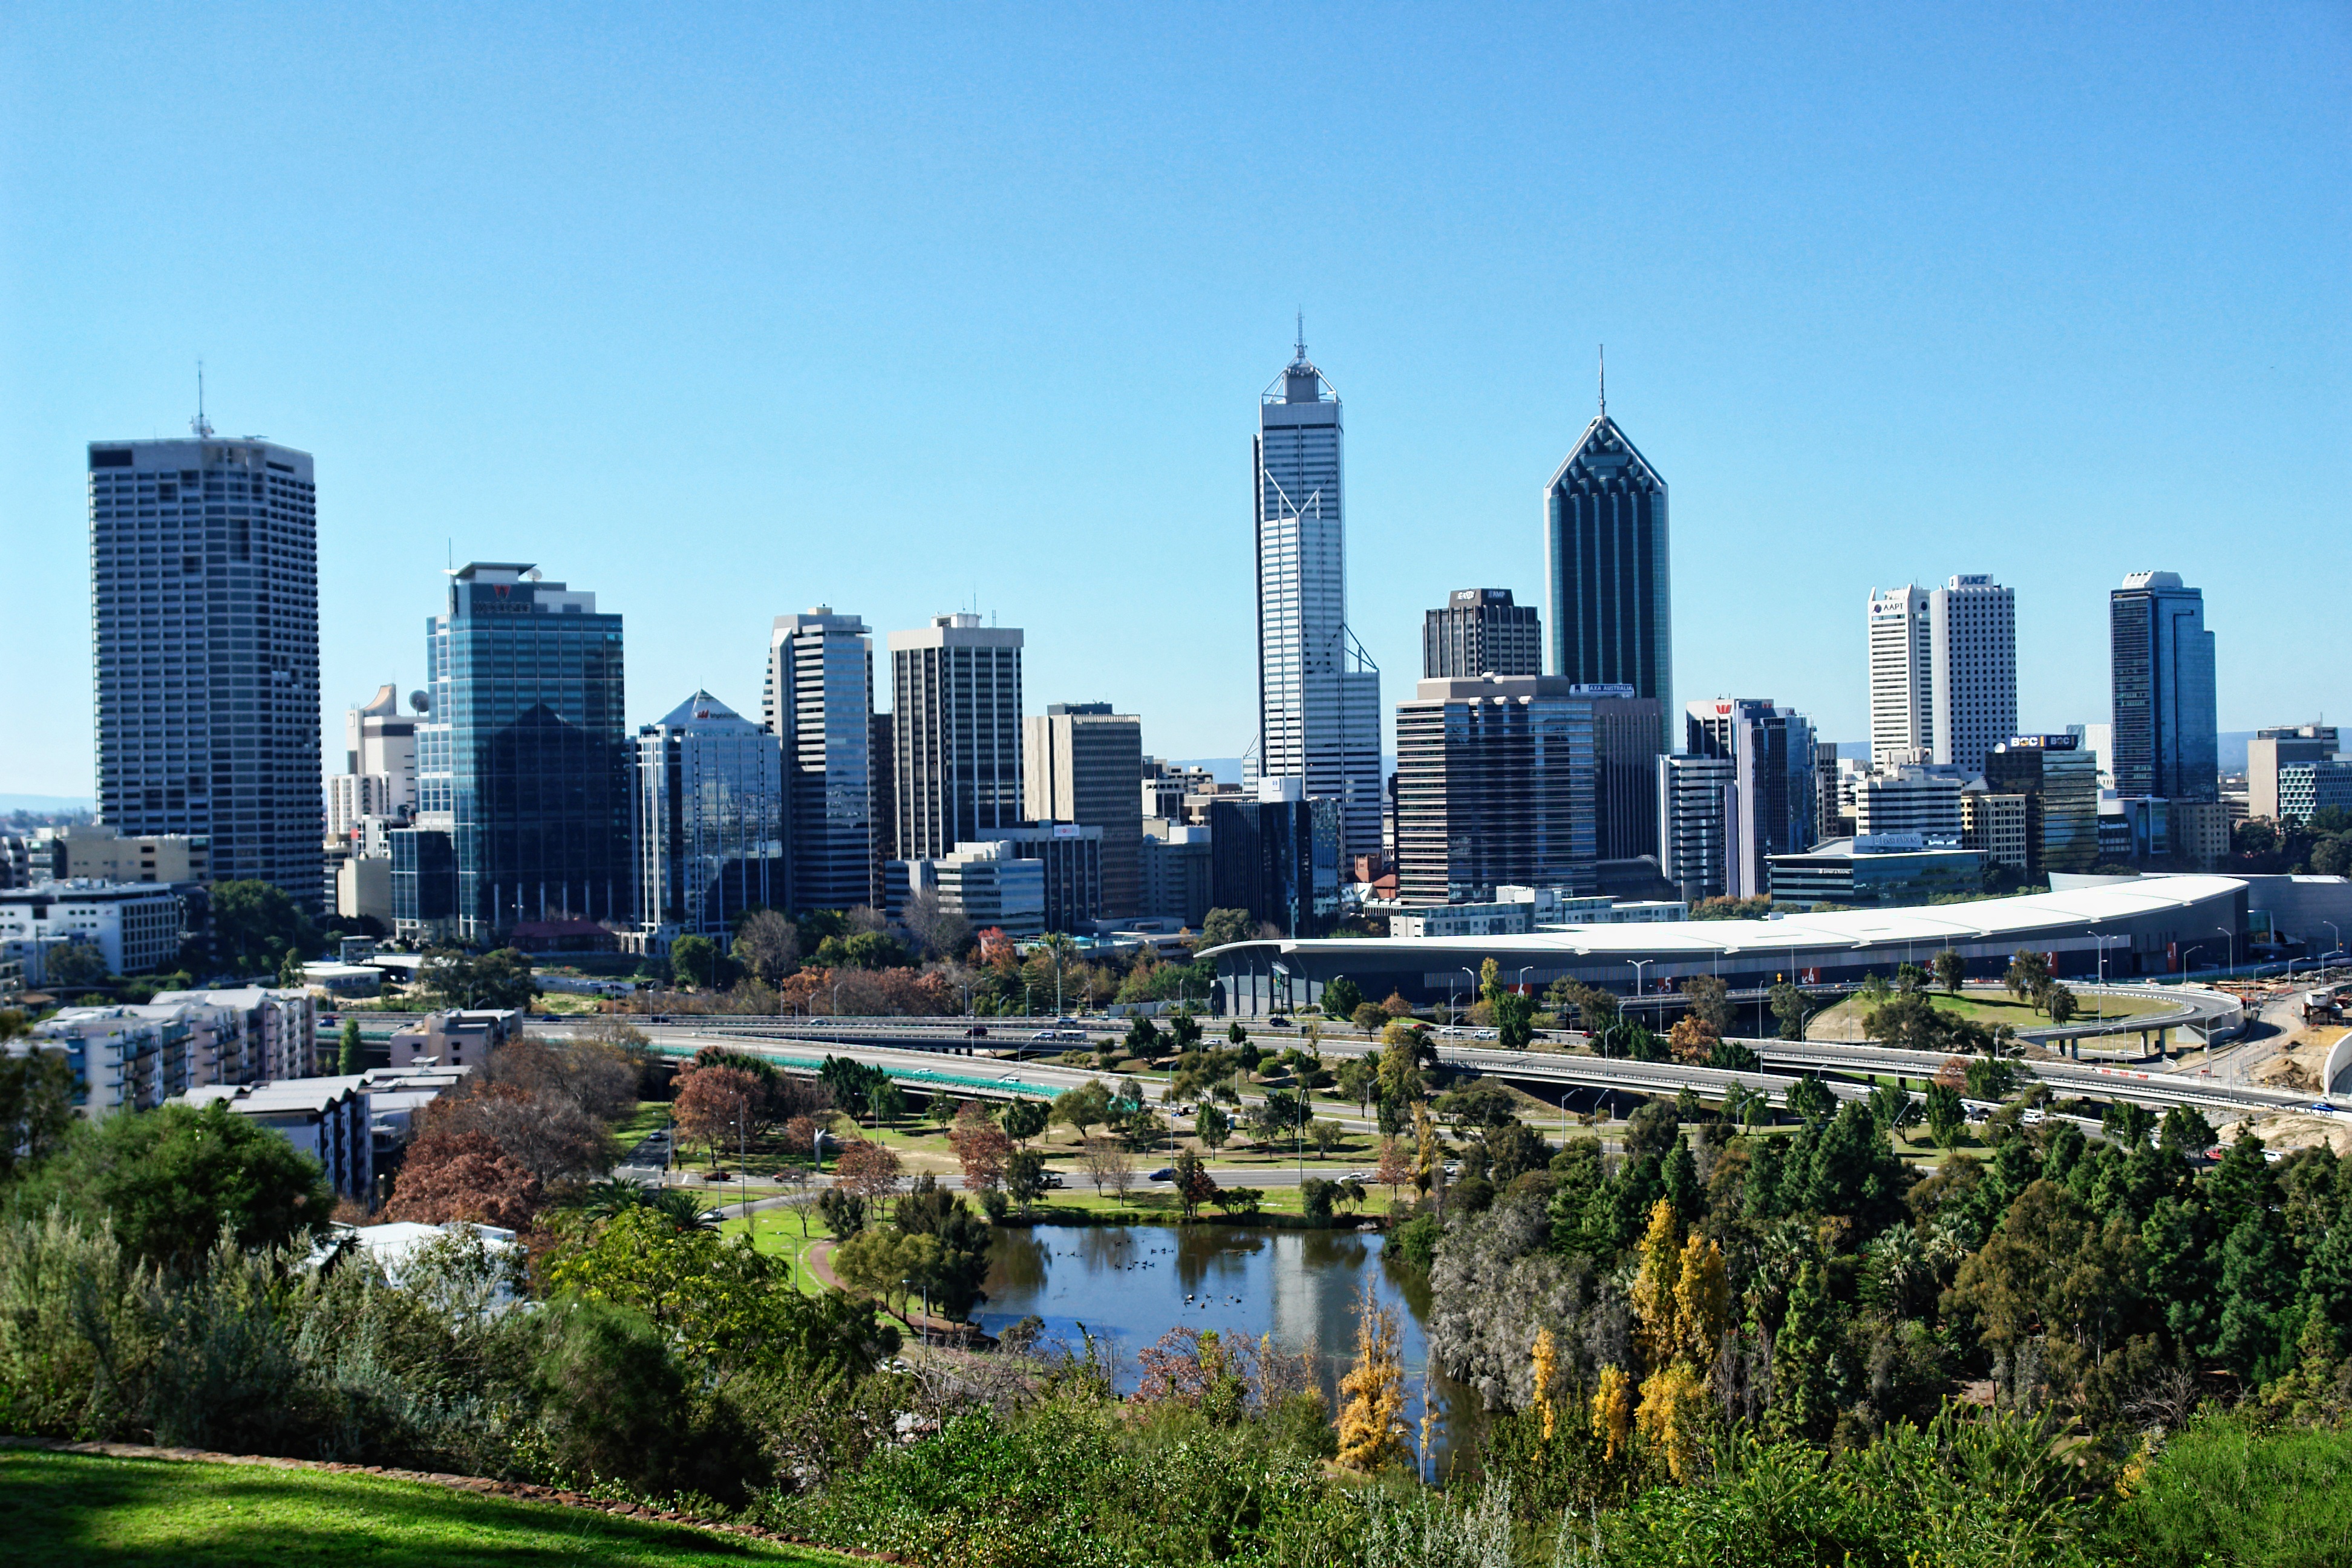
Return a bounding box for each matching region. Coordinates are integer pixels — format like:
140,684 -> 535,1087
0,1434 -> 900,1563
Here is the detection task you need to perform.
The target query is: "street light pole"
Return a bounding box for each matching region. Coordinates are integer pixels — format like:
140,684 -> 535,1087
1628,959 -> 1653,1030
2216,924 -> 2235,978
1457,966 -> 1477,1027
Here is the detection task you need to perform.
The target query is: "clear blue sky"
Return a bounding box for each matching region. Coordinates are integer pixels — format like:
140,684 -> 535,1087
5,3 -> 2346,798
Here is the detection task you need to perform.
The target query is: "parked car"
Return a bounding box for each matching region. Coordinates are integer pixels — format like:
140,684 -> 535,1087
1042,1171 -> 1066,1189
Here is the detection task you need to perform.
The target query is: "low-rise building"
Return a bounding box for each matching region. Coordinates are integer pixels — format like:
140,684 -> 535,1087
182,1075 -> 373,1199
0,880 -> 184,982
2277,760 -> 2352,826
1766,834 -> 1983,906
150,986 -> 318,1083
388,1008 -> 523,1069
41,823 -> 209,885
1960,788 -> 2030,873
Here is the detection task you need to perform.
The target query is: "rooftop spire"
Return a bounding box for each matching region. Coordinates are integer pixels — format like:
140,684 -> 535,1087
1293,310 -> 1307,367
191,359 -> 214,439
1598,344 -> 1606,418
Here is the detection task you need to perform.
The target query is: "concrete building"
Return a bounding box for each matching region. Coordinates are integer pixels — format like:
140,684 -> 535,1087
1385,890 -> 1687,939
1423,589 -> 1542,679
1985,734 -> 2102,880
1869,575 -> 2017,773
1140,822 -> 1214,927
430,563 -> 632,939
183,1076 -> 373,1200
1657,754 -> 1736,901
388,1008 -> 522,1070
2249,725 -> 2341,821
2277,762 -> 2352,826
2111,571 -> 2218,802
87,434 -> 321,910
1394,676 -> 1602,904
916,840 -> 1047,939
1142,757 -> 1219,822
333,683 -> 418,831
890,613 -> 1024,863
1546,371 -> 1673,760
16,984 -> 313,1118
1767,834 -> 1982,907
1254,332 -> 1382,861
1209,781 -> 1341,939
1024,704 -> 1143,918
0,881 -> 183,982
1960,788 -> 2031,874
1855,766 -> 1965,839
44,823 -> 208,885
635,691 -> 785,939
336,854 -> 394,927
149,985 -> 318,1084
765,607 -> 879,912
1684,698 -> 1818,898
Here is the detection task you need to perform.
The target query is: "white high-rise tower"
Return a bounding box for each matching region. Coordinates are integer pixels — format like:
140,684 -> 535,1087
1254,327 -> 1380,860
1869,576 -> 2017,774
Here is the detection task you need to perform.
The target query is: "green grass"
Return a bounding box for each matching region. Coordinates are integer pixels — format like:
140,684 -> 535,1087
0,1448 -> 851,1566
2112,1419 -> 2352,1568
714,1208 -> 831,1290
609,1100 -> 675,1154
1810,987 -> 2172,1040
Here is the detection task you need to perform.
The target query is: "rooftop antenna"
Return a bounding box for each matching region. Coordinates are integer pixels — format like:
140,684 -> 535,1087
1295,310 -> 1307,365
191,361 -> 214,439
1597,344 -> 1606,418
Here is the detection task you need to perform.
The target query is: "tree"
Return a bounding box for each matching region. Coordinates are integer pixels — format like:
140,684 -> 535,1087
1124,1013 -> 1163,1057
0,1040 -> 74,1180
1308,1117 -> 1345,1159
336,1018 -> 365,1076
834,1138 -> 904,1215
1320,975 -> 1364,1021
43,941 -> 110,987
1350,1002 -> 1386,1034
19,1100 -> 333,1271
1493,988 -> 1535,1049
1769,1260 -> 1836,1440
1785,1076 -> 1836,1123
1080,1136 -> 1134,1198
2044,983 -> 2079,1028
948,1108 -> 1011,1192
1965,1056 -> 2020,1101
207,878 -> 315,976
900,887 -> 971,960
1374,1136 -> 1413,1201
1051,1080 -> 1113,1141
1667,1014 -> 1719,1063
2005,949 -> 2052,1010
730,909 -> 800,984
1335,1289 -> 1408,1472
2160,1104 -> 2216,1153
1924,1082 -> 1966,1148
1171,1147 -> 1219,1221
384,1129 -> 542,1229
1933,948 -> 1965,995
669,934 -> 722,990
673,1064 -> 762,1166
1769,981 -> 1808,1040
419,947 -> 540,1011
1195,1100 -> 1231,1154
1679,974 -> 1734,1033
832,1228 -> 941,1324
999,1098 -> 1049,1147
1195,907 -> 1256,952
1004,1149 -> 1049,1215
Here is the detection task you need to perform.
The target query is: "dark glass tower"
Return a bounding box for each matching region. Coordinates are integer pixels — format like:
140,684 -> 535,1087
2109,572 -> 2218,802
436,562 -> 631,940
87,434 -> 321,909
1544,374 -> 1671,759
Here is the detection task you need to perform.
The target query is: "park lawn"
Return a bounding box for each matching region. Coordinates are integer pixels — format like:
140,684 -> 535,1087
0,1448 -> 848,1567
1809,987 -> 2171,1040
609,1099 -> 674,1151
715,1207 -> 831,1290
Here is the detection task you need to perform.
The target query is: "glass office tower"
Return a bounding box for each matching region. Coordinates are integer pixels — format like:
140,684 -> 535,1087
433,562 -> 631,939
636,691 -> 784,936
2110,571 -> 2218,802
87,435 -> 321,908
1545,377 -> 1672,760
765,607 -> 877,912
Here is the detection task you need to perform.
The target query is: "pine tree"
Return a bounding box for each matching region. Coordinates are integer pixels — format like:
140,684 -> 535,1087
337,1018 -> 365,1076
1769,1259 -> 1835,1440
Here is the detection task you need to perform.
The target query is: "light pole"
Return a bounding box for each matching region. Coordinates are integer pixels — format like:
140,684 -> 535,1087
1628,958 -> 1653,1034
831,975 -> 846,1019
1559,1093 -> 1573,1143
2325,921 -> 2342,971
1457,967 -> 1478,1027
2216,924 -> 2234,979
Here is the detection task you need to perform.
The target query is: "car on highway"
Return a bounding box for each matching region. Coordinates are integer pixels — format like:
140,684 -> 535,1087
1266,1014 -> 1292,1027
963,1024 -> 990,1037
1148,1166 -> 1177,1182
1053,1017 -> 1086,1030
997,1073 -> 1023,1083
2312,1101 -> 2343,1115
2020,1109 -> 2046,1126
697,1208 -> 727,1225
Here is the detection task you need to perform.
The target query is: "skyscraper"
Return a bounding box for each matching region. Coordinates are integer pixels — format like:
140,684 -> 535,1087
88,434 -> 321,908
1869,576 -> 2017,773
1685,697 -> 1819,898
890,613 -> 1023,862
1985,735 -> 2101,879
635,691 -> 785,937
1393,675 -> 1600,904
765,607 -> 877,912
1024,703 -> 1144,918
1544,364 -> 1671,758
433,563 -> 632,939
1423,589 -> 1543,679
2110,571 -> 2218,802
1255,330 -> 1382,861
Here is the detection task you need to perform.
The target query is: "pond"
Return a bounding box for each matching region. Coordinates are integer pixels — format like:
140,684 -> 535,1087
975,1223 -> 1481,1463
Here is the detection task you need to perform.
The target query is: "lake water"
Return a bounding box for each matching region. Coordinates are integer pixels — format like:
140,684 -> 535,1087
976,1223 -> 1480,1462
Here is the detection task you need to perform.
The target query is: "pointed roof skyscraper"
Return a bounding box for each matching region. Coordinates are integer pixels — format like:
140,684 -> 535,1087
1543,363 -> 1671,759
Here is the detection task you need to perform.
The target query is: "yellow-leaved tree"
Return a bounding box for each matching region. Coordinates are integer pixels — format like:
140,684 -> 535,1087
1336,1287 -> 1408,1472
1590,1364 -> 1635,1462
1530,1326 -> 1560,1441
1617,1198 -> 1732,1480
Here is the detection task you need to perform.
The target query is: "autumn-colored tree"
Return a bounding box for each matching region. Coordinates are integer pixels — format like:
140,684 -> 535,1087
1374,1135 -> 1413,1201
1673,1230 -> 1731,1367
947,1105 -> 1010,1192
1935,1054 -> 1972,1090
834,1137 -> 905,1215
1335,1288 -> 1408,1472
673,1064 -> 762,1166
385,1129 -> 542,1230
1635,1361 -> 1709,1481
1172,1146 -> 1219,1221
1630,1199 -> 1684,1365
1531,1327 -> 1561,1441
1590,1364 -> 1635,1462
1667,1014 -> 1720,1064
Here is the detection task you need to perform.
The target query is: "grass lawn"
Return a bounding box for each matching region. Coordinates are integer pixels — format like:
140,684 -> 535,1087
715,1208 -> 831,1290
0,1448 -> 848,1567
1810,987 -> 2172,1040
609,1100 -> 675,1153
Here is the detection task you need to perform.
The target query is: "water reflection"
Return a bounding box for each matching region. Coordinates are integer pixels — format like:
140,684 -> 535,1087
978,1224 -> 1480,1464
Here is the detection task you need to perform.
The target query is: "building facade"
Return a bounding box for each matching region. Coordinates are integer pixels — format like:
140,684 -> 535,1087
1960,788 -> 2031,873
1254,335 -> 1382,860
0,880 -> 183,982
2111,570 -> 2218,802
1024,704 -> 1143,918
1985,735 -> 2102,881
2276,761 -> 2352,826
890,613 -> 1024,863
1867,575 -> 2017,773
45,824 -> 208,885
1141,823 -> 1214,927
88,436 -> 321,909
1209,783 -> 1341,939
2249,725 -> 2340,822
1855,766 -> 1965,839
1545,390 -> 1671,759
1767,835 -> 1982,907
1684,698 -> 1819,900
1423,589 -> 1542,679
635,691 -> 785,938
1593,688 -> 1665,863
1657,754 -> 1736,901
1867,584 -> 1933,767
765,607 -> 878,912
1394,676 -> 1601,905
433,563 -> 632,940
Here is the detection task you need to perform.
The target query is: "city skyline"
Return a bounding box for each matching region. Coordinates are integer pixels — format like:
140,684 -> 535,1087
7,8 -> 2347,798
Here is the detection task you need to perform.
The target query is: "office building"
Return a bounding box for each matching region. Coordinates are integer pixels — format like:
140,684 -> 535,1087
1209,782 -> 1342,939
1143,757 -> 1218,822
339,684 -> 418,817
890,613 -> 1024,863
1985,735 -> 2101,880
870,713 -> 898,869
1855,766 -> 1965,839
1393,676 -> 1601,905
635,691 -> 785,939
42,823 -> 208,885
1767,835 -> 1982,907
1253,332 -> 1382,860
2115,797 -> 2232,871
2111,571 -> 2218,802
1546,368 -> 1672,763
907,841 -> 1047,940
1025,704 -> 1144,917
2249,725 -> 2341,821
1685,698 -> 1820,899
1959,788 -> 2030,874
1814,744 -> 1843,844
2277,761 -> 2352,826
1423,589 -> 1542,679
389,826 -> 458,944
766,608 -> 879,912
431,563 -> 632,939
0,880 -> 183,984
87,435 -> 321,908
1593,687 -> 1665,861
1657,754 -> 1736,902
1141,823 -> 1214,927
1868,576 -> 2016,773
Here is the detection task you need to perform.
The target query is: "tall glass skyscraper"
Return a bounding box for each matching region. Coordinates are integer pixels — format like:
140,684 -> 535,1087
636,691 -> 783,936
1255,331 -> 1381,860
87,434 -> 321,908
431,562 -> 632,939
2110,571 -> 2218,802
1544,374 -> 1672,760
765,607 -> 877,912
